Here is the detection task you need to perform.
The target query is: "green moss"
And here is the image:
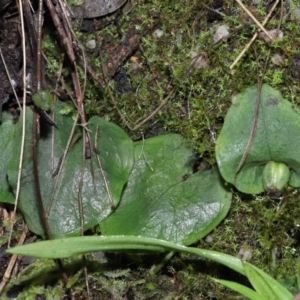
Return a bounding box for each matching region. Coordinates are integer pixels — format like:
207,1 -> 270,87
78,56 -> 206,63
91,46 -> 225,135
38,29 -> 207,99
32,0 -> 300,298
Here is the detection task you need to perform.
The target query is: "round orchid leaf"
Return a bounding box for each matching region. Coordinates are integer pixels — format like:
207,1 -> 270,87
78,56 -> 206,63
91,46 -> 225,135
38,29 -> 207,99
101,134 -> 232,245
216,84 -> 300,194
7,104 -> 134,238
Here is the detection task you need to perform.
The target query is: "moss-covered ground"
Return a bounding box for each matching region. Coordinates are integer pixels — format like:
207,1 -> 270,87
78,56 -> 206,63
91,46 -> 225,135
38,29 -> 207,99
2,0 -> 300,298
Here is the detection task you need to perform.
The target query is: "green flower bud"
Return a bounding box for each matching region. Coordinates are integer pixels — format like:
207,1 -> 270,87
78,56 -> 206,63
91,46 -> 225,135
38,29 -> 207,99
262,161 -> 290,195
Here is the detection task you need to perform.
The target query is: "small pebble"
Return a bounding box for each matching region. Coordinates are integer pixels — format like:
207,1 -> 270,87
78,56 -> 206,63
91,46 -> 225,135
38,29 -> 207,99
153,29 -> 164,39
10,78 -> 18,88
272,53 -> 284,66
259,29 -> 283,43
86,39 -> 96,49
205,234 -> 213,243
238,247 -> 252,261
213,25 -> 229,43
190,51 -> 209,69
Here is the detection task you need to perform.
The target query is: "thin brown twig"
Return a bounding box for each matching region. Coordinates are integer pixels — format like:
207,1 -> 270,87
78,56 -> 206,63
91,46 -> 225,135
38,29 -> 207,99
44,0 -> 91,159
0,46 -> 22,111
46,114 -> 80,213
8,0 -> 28,247
235,50 -> 271,179
97,37 -> 175,131
22,0 -> 37,66
78,137 -> 86,236
57,0 -> 91,94
33,0 -> 53,240
94,124 -> 115,209
236,0 -> 274,40
56,0 -> 105,90
33,0 -> 70,287
274,0 -> 284,41
132,90 -> 175,130
230,0 -> 280,69
0,225 -> 28,294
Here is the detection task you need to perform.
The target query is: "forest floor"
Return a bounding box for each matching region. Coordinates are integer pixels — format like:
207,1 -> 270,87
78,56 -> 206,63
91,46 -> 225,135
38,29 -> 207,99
1,0 -> 300,299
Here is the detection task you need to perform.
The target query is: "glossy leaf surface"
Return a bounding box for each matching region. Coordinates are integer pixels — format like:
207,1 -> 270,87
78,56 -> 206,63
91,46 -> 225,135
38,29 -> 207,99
101,135 -> 232,245
0,112 -> 19,204
6,104 -> 134,237
216,84 -> 300,194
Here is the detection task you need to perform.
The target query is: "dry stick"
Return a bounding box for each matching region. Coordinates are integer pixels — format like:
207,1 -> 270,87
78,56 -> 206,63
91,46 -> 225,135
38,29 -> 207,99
230,0 -> 280,69
85,63 -> 106,88
34,0 -> 70,286
94,124 -> 115,209
46,114 -> 80,213
78,138 -> 86,236
234,51 -> 271,179
57,0 -> 106,97
0,47 -> 22,111
44,0 -> 75,62
0,226 -> 28,294
77,147 -> 91,300
139,45 -> 164,91
7,0 -> 28,247
96,42 -> 133,129
70,66 -> 92,158
22,0 -> 37,56
276,0 -> 284,38
50,99 -> 59,173
52,24 -> 99,296
77,108 -> 91,300
97,39 -> 175,131
83,265 -> 91,300
236,0 -> 274,41
66,25 -> 92,160
234,79 -> 262,178
132,91 -> 175,130
48,118 -> 90,299
57,0 -> 93,93
34,0 -> 53,240
105,71 -> 174,131
57,0 -> 105,89
2,1 -> 29,292
43,12 -> 93,297
44,0 -> 91,159
7,0 -> 27,236
55,0 -> 88,97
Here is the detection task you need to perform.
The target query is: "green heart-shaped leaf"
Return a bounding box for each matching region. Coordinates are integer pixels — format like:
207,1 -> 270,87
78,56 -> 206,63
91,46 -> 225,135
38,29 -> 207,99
6,104 -> 134,238
101,134 -> 232,245
216,84 -> 300,194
